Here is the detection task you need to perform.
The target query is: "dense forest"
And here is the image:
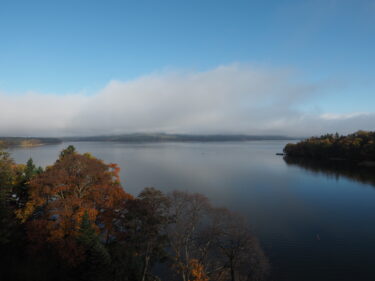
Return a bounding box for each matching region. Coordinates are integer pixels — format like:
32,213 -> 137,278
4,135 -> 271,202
283,131 -> 375,163
0,146 -> 269,281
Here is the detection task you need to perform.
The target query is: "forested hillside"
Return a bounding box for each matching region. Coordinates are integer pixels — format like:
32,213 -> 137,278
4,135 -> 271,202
0,137 -> 61,148
284,131 -> 375,162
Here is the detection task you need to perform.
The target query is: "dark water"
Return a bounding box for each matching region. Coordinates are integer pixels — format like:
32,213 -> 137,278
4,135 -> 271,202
9,141 -> 375,281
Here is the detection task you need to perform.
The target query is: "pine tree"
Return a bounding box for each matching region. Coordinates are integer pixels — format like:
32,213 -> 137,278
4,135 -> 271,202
76,211 -> 111,281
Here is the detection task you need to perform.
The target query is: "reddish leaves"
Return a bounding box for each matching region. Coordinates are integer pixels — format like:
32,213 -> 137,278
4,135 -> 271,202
20,148 -> 133,265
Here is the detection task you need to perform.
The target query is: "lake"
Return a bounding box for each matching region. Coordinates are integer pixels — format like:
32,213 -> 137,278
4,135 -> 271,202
9,141 -> 375,281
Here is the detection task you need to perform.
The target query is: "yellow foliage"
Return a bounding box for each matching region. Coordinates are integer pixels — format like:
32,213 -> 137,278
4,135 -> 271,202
15,201 -> 36,223
189,259 -> 209,281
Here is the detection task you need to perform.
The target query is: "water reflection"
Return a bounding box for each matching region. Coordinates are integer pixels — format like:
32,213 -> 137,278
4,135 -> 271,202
284,156 -> 375,187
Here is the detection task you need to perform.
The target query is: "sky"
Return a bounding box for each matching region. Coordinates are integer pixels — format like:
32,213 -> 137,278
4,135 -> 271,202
0,0 -> 374,137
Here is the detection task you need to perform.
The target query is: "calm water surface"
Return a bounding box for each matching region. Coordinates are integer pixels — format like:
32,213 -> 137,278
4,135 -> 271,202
9,141 -> 375,281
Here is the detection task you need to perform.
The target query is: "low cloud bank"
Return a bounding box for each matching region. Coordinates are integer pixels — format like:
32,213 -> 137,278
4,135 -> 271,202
0,64 -> 374,137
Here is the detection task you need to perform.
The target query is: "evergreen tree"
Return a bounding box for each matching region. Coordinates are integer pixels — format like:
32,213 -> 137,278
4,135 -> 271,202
76,211 -> 111,281
14,158 -> 42,209
59,145 -> 76,159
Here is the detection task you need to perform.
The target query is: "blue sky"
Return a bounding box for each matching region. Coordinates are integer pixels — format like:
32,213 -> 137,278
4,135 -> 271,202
0,0 -> 374,136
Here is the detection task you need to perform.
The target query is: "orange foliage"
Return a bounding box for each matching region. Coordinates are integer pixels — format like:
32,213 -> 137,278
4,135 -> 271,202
19,150 -> 133,264
189,259 -> 209,281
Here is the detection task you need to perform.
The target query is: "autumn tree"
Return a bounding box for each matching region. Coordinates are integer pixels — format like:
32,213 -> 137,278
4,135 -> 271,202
189,259 -> 209,281
18,146 -> 133,265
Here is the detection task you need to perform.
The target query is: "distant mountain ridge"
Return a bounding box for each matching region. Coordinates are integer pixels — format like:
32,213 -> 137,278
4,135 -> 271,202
0,134 -> 298,148
63,133 -> 297,143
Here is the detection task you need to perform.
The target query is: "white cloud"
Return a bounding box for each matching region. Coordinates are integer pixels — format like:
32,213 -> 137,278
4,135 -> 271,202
320,112 -> 369,120
0,64 -> 374,137
0,91 -> 88,136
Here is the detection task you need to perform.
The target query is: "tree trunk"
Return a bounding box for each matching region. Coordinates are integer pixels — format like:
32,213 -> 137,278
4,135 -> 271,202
230,258 -> 236,281
141,244 -> 150,281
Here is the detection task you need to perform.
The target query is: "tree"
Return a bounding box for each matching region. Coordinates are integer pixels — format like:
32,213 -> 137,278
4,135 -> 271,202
59,145 -> 76,158
18,146 -> 133,265
0,150 -> 35,281
76,211 -> 111,281
0,150 -> 28,245
111,187 -> 171,281
283,131 -> 375,162
166,191 -> 212,281
189,259 -> 209,281
0,151 -> 14,244
209,210 -> 269,281
13,158 -> 42,209
166,192 -> 269,281
133,188 -> 171,281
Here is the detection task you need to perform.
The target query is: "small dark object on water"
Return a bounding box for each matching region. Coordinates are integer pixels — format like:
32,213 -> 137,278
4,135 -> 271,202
276,153 -> 285,156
